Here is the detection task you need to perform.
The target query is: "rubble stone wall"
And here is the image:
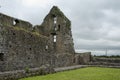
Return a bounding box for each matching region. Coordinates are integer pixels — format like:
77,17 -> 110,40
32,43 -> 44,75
0,6 -> 75,72
75,52 -> 91,64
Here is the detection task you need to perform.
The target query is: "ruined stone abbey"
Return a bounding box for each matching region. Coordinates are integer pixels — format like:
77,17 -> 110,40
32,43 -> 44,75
0,6 -> 91,75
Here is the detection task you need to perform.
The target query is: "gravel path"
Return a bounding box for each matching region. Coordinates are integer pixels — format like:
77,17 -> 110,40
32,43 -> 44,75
54,65 -> 88,72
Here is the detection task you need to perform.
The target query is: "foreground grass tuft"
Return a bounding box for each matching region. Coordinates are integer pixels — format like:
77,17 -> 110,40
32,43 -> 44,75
19,67 -> 120,80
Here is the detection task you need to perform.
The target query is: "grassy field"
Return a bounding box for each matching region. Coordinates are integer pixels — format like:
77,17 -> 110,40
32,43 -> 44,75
19,67 -> 120,80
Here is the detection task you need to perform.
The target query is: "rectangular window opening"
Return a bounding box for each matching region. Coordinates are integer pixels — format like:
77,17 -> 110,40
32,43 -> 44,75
53,35 -> 57,42
45,45 -> 48,51
58,25 -> 60,31
54,17 -> 57,24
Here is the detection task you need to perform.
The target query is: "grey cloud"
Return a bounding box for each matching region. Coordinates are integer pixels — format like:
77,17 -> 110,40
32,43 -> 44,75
0,0 -> 120,51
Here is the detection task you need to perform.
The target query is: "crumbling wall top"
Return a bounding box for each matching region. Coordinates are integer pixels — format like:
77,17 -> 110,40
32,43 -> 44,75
0,13 -> 33,31
43,6 -> 71,25
34,6 -> 71,36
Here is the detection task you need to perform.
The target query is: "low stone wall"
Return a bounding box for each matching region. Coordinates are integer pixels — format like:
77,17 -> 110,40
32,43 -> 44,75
89,62 -> 120,66
0,65 -> 54,80
75,52 -> 92,65
0,64 -> 120,80
91,57 -> 120,66
93,57 -> 120,63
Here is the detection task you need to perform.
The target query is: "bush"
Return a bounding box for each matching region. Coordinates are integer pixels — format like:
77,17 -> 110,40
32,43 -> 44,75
25,67 -> 30,73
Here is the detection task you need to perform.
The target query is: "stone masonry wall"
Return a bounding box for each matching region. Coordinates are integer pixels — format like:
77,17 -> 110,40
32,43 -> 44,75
75,52 -> 91,65
0,6 -> 75,72
93,57 -> 120,63
0,25 -> 51,71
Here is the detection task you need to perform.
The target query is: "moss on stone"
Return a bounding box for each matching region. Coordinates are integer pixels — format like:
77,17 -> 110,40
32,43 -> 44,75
13,26 -> 29,32
66,20 -> 71,30
3,25 -> 48,39
32,31 -> 40,36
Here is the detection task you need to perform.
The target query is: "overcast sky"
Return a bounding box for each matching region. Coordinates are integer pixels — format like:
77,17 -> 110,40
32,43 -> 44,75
0,0 -> 120,51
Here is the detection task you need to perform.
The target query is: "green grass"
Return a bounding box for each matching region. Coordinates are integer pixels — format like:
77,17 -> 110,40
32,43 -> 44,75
19,67 -> 120,80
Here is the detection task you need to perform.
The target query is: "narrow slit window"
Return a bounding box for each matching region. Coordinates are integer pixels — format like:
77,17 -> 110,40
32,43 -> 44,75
29,48 -> 32,50
54,17 -> 57,24
58,25 -> 60,31
53,35 -> 57,42
0,53 -> 4,61
45,45 -> 48,50
54,26 -> 57,31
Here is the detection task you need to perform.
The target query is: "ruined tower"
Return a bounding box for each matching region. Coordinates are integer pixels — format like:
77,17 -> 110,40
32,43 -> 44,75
35,6 -> 75,55
34,6 -> 75,67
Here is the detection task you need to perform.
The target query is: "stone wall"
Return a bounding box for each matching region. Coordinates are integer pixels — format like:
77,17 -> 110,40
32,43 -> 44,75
0,65 -> 54,80
34,6 -> 75,67
34,6 -> 75,55
0,6 -> 75,72
75,52 -> 91,64
93,57 -> 120,63
0,25 -> 51,71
